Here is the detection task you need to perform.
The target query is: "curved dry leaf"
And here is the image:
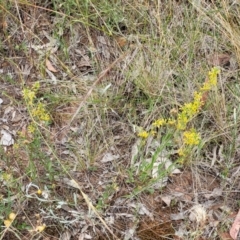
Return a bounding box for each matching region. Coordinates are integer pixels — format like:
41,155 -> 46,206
46,59 -> 58,72
219,232 -> 233,240
230,209 -> 240,240
160,195 -> 172,207
207,53 -> 230,67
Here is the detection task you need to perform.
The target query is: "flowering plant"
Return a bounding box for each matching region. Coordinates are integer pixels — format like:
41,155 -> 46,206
22,82 -> 51,133
137,67 -> 220,164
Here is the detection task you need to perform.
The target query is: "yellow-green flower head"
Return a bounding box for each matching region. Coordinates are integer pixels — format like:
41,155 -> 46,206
181,93 -> 203,117
167,119 -> 176,125
152,118 -> 166,128
209,67 -> 220,83
27,123 -> 36,133
150,130 -> 157,136
32,82 -> 40,91
22,89 -> 36,105
183,128 -> 200,145
201,82 -> 211,91
177,91 -> 204,130
193,92 -> 203,104
201,67 -> 219,91
178,148 -> 186,157
138,130 -> 149,138
32,103 -> 50,122
182,102 -> 197,116
177,113 -> 188,130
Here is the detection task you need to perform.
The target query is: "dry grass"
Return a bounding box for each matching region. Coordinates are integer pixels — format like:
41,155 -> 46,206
0,0 -> 240,239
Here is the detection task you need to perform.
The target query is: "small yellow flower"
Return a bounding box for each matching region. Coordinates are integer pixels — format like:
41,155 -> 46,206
200,81 -> 211,91
32,82 -> 40,91
13,143 -> 19,150
167,119 -> 176,125
183,128 -> 200,145
177,92 -> 204,130
40,113 -> 51,122
150,130 -> 157,136
22,89 -> 36,105
37,189 -> 42,195
28,123 -> 36,133
23,82 -> 51,124
177,157 -> 185,165
36,224 -> 46,232
201,67 -> 219,92
181,101 -> 201,117
177,113 -> 188,130
32,103 -> 50,122
193,91 -> 203,105
138,130 -> 149,138
4,219 -> 12,228
4,212 -> 16,227
2,173 -> 12,181
152,118 -> 166,128
208,67 -> 220,85
8,213 -> 16,221
178,148 -> 186,156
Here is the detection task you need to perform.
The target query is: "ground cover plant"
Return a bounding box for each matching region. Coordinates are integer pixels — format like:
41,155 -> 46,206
0,0 -> 240,239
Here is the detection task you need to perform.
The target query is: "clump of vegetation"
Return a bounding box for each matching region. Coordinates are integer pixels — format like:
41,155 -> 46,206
138,67 -> 220,164
22,82 -> 51,134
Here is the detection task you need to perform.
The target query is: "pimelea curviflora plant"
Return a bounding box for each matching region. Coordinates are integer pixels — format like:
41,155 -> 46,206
22,82 -> 51,134
138,67 -> 220,164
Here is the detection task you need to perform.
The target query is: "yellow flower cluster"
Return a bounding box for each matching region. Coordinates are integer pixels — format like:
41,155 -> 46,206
137,68 -> 219,138
177,92 -> 204,130
32,103 -> 51,122
138,68 -> 219,138
183,128 -> 200,145
4,212 -> 16,228
27,124 -> 36,133
152,118 -> 176,128
22,89 -> 36,105
177,67 -> 219,130
137,67 -> 220,164
138,130 -> 149,138
35,224 -> 46,232
152,118 -> 166,127
177,128 -> 201,163
22,82 -> 50,131
201,67 -> 220,91
177,148 -> 186,157
138,118 -> 177,138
